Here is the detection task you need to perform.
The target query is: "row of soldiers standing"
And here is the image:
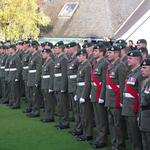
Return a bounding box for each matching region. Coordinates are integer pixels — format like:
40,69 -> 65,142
0,38 -> 149,150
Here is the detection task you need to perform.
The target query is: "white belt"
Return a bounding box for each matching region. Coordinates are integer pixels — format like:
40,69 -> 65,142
29,70 -> 36,73
42,75 -> 50,79
0,66 -> 5,69
68,75 -> 77,79
124,93 -> 134,98
23,66 -> 29,69
5,68 -> 9,71
77,82 -> 85,86
9,68 -> 17,71
106,85 -> 120,89
54,73 -> 62,77
91,82 -> 97,86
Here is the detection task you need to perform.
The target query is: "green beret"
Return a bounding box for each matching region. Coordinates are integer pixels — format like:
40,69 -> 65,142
67,42 -> 77,48
0,42 -> 3,49
31,40 -> 39,47
42,48 -> 51,53
54,41 -> 64,47
82,42 -> 93,48
139,47 -> 148,53
76,48 -> 87,56
141,58 -> 150,66
10,44 -> 16,49
107,46 -> 121,52
94,42 -> 106,50
127,49 -> 142,57
137,39 -> 147,44
113,39 -> 127,49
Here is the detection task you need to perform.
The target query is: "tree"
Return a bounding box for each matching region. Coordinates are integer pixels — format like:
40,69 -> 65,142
0,0 -> 50,41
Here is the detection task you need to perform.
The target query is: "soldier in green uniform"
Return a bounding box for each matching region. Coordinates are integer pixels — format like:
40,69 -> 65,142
0,43 -> 8,103
40,48 -> 55,123
4,43 -> 12,105
140,58 -> 150,150
8,44 -> 22,109
90,43 -> 109,148
75,48 -> 93,141
53,41 -> 69,129
22,43 -> 33,113
66,42 -> 81,134
82,42 -> 95,64
122,50 -> 143,150
105,46 -> 127,150
27,40 -> 42,117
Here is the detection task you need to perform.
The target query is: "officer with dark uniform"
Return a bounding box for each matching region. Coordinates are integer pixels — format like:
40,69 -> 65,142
82,42 -> 95,64
0,43 -> 8,103
75,48 -> 93,141
53,41 -> 69,129
22,43 -> 32,113
140,58 -> 150,150
27,40 -> 42,117
4,44 -> 13,105
122,50 -> 143,150
66,42 -> 80,134
40,48 -> 55,123
105,46 -> 127,150
8,44 -> 22,109
90,42 -> 109,148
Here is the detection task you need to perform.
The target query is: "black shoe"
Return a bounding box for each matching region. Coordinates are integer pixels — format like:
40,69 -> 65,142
92,142 -> 107,149
27,112 -> 40,117
41,118 -> 54,123
54,124 -> 61,129
11,105 -> 20,109
23,108 -> 31,113
59,124 -> 70,129
89,141 -> 97,145
77,135 -> 93,141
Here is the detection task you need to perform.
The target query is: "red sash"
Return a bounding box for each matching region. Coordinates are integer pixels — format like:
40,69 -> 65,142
126,81 -> 139,113
106,69 -> 120,108
91,63 -> 102,102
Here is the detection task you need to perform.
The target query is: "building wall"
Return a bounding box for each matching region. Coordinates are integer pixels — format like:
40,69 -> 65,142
40,0 -> 143,37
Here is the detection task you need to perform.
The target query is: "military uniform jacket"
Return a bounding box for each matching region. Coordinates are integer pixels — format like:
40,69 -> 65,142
122,66 -> 143,116
105,59 -> 127,108
90,57 -> 108,102
76,60 -> 91,100
22,51 -> 32,81
140,77 -> 150,131
4,55 -> 12,81
8,53 -> 22,82
53,53 -> 68,92
27,52 -> 42,87
67,55 -> 78,93
41,58 -> 54,90
88,54 -> 95,64
0,54 -> 8,78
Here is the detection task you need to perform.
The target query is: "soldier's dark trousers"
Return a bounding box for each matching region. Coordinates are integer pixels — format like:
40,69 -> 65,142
9,81 -> 20,106
93,102 -> 108,144
28,86 -> 41,114
68,93 -> 75,119
125,116 -> 142,150
80,100 -> 93,137
5,81 -> 10,103
60,92 -> 69,126
24,81 -> 30,106
107,108 -> 125,150
141,131 -> 150,150
42,90 -> 55,120
1,78 -> 6,100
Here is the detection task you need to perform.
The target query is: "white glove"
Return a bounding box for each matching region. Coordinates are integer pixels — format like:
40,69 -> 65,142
48,89 -> 53,93
74,95 -> 77,101
89,94 -> 91,99
35,84 -> 38,87
98,99 -> 104,104
79,98 -> 85,104
61,90 -> 65,93
120,103 -> 123,107
15,79 -> 19,82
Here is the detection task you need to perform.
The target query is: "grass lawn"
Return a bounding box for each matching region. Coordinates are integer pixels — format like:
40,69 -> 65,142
0,102 -> 130,150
